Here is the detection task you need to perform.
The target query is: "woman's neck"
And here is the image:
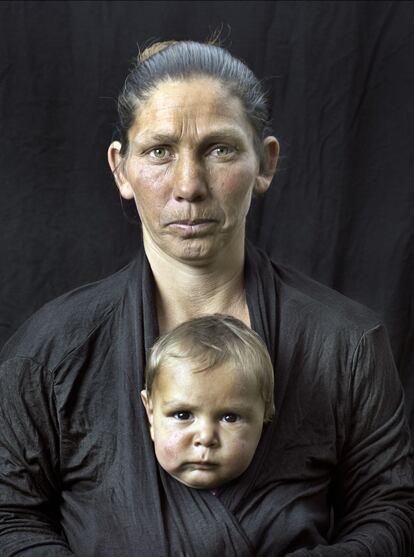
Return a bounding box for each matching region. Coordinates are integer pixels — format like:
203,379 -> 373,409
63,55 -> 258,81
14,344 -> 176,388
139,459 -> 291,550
144,238 -> 249,333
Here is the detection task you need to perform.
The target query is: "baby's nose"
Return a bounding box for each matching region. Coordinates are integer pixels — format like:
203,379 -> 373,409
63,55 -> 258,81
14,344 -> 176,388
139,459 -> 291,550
193,420 -> 219,447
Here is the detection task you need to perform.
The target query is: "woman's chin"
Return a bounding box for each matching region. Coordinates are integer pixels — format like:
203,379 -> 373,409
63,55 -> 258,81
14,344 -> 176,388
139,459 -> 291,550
151,234 -> 243,268
153,238 -> 224,266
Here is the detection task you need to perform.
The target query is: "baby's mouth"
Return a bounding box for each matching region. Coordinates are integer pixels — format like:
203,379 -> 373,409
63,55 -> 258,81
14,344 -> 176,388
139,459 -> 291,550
189,461 -> 218,470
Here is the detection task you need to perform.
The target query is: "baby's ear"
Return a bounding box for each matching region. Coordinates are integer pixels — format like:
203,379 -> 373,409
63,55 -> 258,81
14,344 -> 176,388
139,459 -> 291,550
140,389 -> 155,441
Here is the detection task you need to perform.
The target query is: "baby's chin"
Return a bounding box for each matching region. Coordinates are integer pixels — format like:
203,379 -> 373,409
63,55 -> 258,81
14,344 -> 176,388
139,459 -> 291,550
169,468 -> 233,490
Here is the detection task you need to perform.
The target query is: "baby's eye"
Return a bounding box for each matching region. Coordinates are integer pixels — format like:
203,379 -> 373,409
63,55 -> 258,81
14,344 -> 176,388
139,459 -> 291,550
173,411 -> 192,421
221,413 -> 240,423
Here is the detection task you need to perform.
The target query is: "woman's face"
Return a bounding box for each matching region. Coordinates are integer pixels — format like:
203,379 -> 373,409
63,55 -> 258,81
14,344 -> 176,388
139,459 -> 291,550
109,77 -> 278,265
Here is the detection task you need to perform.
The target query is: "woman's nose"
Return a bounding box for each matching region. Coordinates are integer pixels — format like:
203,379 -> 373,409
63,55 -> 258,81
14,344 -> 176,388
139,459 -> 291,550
194,420 -> 219,448
172,154 -> 208,202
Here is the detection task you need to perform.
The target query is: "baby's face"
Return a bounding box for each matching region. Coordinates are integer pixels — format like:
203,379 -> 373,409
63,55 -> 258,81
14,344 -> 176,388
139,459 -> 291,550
141,361 -> 265,489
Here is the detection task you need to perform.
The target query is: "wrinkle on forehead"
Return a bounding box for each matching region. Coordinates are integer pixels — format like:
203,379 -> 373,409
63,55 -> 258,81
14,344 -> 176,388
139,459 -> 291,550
129,77 -> 254,145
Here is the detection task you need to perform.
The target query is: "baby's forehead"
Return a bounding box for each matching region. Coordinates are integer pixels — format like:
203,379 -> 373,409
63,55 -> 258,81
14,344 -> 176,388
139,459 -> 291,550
149,358 -> 268,417
155,358 -> 258,391
158,358 -> 239,377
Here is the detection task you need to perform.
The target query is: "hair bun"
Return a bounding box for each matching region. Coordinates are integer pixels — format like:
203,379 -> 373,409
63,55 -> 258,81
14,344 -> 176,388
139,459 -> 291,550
137,41 -> 178,64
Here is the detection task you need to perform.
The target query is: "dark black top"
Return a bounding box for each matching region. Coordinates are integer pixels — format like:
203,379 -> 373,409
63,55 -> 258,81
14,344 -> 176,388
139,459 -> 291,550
0,243 -> 413,556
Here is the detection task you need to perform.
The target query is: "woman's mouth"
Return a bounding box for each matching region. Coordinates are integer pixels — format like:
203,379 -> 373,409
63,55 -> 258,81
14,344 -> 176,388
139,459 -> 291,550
167,219 -> 217,235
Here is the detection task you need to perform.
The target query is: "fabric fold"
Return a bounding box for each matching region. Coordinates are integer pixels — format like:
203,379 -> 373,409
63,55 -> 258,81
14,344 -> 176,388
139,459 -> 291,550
1,241 -> 413,556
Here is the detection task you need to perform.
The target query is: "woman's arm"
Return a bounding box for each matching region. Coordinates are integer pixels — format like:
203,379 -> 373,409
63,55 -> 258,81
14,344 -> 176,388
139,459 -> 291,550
288,325 -> 414,556
0,357 -> 75,556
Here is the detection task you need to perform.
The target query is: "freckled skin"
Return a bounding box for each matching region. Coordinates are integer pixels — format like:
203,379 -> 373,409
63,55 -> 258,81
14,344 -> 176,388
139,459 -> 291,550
141,362 -> 266,489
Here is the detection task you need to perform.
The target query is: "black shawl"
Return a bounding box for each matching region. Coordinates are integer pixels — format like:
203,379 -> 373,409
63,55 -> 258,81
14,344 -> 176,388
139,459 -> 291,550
0,243 -> 413,556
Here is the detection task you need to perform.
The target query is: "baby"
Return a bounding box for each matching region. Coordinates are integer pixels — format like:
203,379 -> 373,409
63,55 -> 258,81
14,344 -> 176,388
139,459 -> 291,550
141,314 -> 275,490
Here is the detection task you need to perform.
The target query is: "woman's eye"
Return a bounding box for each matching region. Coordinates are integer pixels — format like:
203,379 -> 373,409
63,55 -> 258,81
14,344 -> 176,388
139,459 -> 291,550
222,413 -> 240,423
210,145 -> 234,158
148,147 -> 170,160
173,411 -> 192,421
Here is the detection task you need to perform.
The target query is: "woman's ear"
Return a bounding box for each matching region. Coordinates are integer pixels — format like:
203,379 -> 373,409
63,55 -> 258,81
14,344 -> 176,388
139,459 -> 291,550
140,389 -> 155,441
254,136 -> 280,195
107,141 -> 135,200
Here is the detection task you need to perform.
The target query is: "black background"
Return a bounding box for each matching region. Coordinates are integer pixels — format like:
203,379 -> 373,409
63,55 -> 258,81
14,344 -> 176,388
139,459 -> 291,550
1,1 -> 413,432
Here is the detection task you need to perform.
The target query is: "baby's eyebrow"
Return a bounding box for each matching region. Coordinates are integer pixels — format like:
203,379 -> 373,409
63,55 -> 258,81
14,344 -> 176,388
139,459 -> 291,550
161,399 -> 253,414
161,398 -> 193,408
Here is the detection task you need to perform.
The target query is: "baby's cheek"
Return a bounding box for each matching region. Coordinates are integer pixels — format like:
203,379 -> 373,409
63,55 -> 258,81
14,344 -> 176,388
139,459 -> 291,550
156,431 -> 185,464
226,437 -> 256,466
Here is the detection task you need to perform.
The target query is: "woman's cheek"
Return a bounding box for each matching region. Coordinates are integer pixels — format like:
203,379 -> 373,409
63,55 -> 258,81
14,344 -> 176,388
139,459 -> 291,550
128,162 -> 170,197
216,163 -> 252,191
215,165 -> 256,212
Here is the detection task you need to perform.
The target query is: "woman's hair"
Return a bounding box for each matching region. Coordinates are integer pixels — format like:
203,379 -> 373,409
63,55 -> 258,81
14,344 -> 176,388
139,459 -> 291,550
144,314 -> 275,422
117,40 -> 271,168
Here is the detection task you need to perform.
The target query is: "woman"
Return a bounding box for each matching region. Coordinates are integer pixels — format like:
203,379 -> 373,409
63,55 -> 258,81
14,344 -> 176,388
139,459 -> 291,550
0,40 -> 413,557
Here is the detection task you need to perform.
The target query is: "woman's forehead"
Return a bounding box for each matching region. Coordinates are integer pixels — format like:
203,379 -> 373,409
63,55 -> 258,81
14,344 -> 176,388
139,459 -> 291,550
142,76 -> 233,108
129,77 -> 252,141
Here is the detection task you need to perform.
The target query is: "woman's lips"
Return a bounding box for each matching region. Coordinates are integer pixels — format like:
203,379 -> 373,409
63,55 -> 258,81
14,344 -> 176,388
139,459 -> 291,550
167,219 -> 217,235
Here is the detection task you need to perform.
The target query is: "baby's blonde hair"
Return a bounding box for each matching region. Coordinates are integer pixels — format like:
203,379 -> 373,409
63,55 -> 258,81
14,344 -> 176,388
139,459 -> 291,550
145,314 -> 275,422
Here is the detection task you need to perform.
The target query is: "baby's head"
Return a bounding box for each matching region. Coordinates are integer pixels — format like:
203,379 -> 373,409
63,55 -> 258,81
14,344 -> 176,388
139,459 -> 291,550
141,314 -> 275,490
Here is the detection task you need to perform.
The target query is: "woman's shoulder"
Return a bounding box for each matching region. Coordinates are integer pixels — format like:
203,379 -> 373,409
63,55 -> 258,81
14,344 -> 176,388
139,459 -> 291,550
273,260 -> 382,335
249,244 -> 381,335
0,256 -> 141,370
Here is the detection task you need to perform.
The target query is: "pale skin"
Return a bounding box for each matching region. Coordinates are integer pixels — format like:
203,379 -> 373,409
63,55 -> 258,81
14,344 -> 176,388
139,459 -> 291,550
140,361 -> 266,489
108,76 -> 279,333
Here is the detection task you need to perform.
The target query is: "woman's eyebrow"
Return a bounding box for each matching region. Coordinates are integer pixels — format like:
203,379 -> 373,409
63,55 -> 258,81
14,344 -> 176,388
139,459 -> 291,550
133,133 -> 178,145
133,127 -> 247,146
201,129 -> 247,144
